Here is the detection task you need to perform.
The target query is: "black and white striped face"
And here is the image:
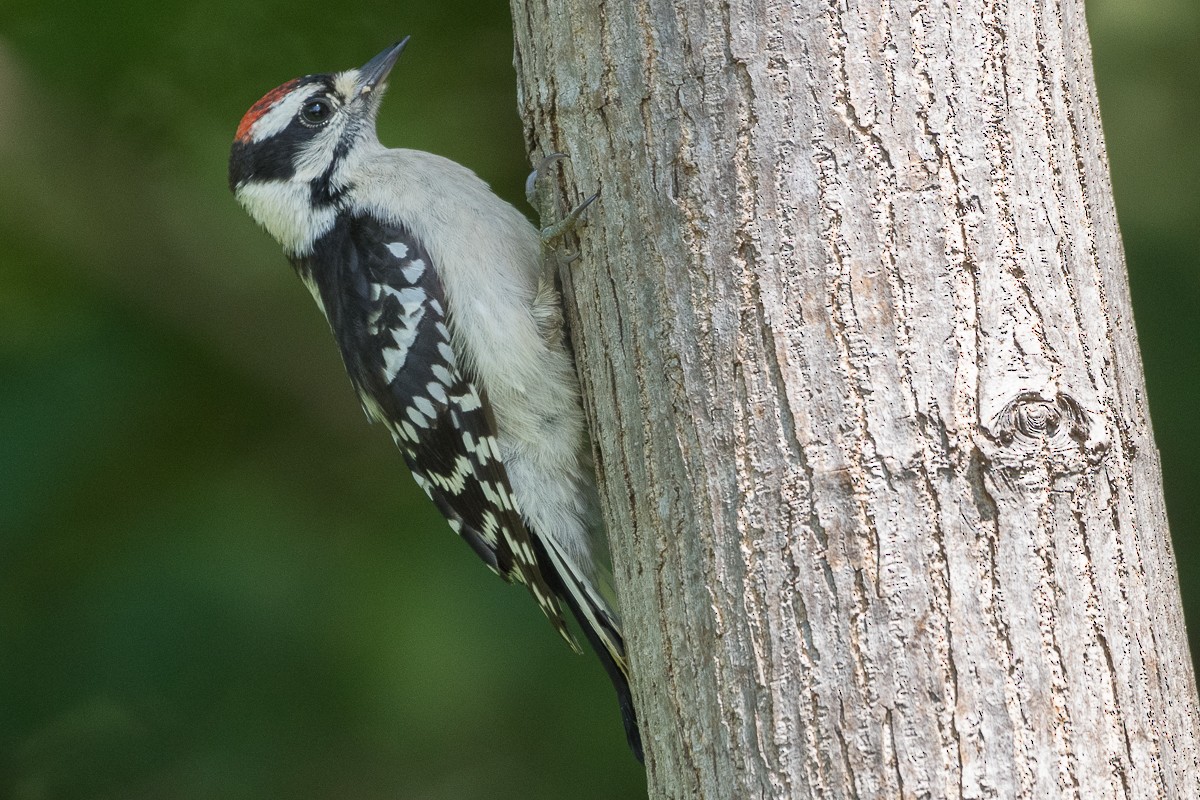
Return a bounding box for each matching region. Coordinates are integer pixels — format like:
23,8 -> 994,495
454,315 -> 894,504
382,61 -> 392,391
228,39 -> 408,254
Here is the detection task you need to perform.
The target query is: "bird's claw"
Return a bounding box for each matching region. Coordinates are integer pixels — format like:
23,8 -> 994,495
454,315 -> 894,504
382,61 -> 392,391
540,190 -> 600,246
525,152 -> 569,205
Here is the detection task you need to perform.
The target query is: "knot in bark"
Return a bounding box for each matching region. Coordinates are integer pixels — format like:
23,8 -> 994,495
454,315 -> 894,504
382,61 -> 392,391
1004,395 -> 1074,443
987,390 -> 1108,476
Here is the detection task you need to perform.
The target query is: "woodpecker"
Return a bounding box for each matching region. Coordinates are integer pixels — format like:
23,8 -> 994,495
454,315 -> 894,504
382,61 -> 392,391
228,39 -> 641,760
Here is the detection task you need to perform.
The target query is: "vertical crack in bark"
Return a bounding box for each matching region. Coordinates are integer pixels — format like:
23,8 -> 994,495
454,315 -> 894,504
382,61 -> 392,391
1029,0 -> 1099,406
914,450 -> 964,799
834,700 -> 865,800
1070,476 -> 1133,798
1032,478 -> 1081,796
1103,465 -> 1170,798
725,0 -> 797,788
653,532 -> 706,793
1055,2 -> 1115,417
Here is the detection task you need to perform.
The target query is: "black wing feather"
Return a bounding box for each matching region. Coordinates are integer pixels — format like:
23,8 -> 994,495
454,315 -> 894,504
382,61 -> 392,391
293,214 -> 571,638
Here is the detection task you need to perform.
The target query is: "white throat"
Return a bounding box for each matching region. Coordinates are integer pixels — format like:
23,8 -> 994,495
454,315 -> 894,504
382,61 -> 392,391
235,179 -> 338,257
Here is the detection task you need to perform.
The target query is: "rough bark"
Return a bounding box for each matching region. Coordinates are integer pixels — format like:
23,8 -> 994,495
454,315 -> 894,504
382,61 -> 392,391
510,0 -> 1200,797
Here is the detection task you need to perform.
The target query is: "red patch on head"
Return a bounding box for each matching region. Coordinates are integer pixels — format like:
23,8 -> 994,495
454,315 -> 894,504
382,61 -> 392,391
235,78 -> 303,142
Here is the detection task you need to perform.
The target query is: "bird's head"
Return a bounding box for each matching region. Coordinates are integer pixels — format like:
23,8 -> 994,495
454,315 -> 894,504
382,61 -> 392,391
228,39 -> 408,254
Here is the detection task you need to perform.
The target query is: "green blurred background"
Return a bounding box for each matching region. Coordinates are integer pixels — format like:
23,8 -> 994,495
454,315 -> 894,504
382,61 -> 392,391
0,0 -> 1195,797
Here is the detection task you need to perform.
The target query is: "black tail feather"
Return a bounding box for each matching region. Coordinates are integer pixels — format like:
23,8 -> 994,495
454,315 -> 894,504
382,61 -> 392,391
530,536 -> 644,763
566,587 -> 644,763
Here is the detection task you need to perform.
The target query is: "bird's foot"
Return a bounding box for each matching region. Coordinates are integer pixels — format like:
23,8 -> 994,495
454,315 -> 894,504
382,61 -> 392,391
539,190 -> 600,249
527,152 -> 599,262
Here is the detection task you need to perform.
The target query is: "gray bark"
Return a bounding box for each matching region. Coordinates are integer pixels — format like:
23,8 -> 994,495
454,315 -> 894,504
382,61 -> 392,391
510,0 -> 1200,797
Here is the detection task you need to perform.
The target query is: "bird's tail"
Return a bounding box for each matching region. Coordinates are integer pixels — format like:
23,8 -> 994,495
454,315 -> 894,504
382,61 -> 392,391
534,535 -> 644,763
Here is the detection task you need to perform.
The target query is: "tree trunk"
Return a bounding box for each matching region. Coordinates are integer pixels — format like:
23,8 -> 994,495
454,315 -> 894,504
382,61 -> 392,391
509,0 -> 1200,797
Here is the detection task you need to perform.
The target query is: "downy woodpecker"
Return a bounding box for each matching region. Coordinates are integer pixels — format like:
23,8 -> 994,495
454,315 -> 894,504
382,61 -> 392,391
228,39 -> 641,760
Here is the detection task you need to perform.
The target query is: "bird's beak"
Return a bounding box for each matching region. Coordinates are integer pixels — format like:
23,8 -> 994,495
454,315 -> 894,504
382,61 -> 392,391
357,37 -> 410,96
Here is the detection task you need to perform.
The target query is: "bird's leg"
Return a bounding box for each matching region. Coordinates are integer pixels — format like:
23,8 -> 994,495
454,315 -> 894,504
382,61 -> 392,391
539,190 -> 600,249
526,152 -> 599,257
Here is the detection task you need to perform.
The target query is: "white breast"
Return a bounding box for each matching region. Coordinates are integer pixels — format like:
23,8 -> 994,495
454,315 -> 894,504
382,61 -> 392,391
348,148 -> 600,565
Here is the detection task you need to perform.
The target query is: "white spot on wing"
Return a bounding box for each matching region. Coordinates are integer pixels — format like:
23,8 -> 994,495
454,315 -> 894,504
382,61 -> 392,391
413,395 -> 436,420
382,345 -> 409,382
379,296 -> 427,381
428,456 -> 471,495
407,405 -> 430,428
381,285 -> 426,313
454,391 -> 483,412
449,456 -> 473,493
386,242 -> 409,259
470,435 -> 492,463
402,259 -> 425,283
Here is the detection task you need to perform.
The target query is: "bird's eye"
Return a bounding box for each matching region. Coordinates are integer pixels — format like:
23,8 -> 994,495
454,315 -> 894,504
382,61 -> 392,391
299,97 -> 334,126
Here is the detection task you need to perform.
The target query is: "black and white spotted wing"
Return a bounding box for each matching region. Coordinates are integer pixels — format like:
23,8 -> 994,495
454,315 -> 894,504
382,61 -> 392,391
292,214 -> 571,640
